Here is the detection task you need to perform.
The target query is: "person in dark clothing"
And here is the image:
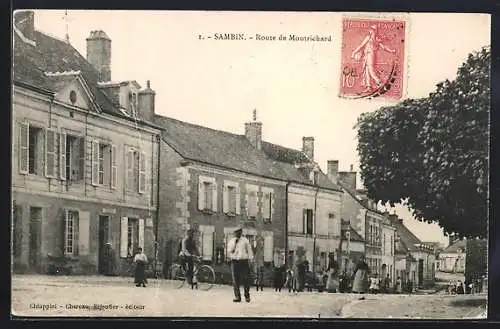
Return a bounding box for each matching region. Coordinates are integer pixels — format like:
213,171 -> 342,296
179,228 -> 199,285
102,243 -> 116,276
352,255 -> 370,294
273,266 -> 285,292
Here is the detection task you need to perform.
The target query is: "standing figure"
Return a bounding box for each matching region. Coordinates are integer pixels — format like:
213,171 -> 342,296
285,268 -> 295,292
274,266 -> 284,292
179,228 -> 200,285
255,266 -> 264,291
227,227 -> 254,303
102,242 -> 116,276
396,276 -> 403,294
351,24 -> 396,92
351,255 -> 370,294
134,247 -> 148,287
369,274 -> 380,294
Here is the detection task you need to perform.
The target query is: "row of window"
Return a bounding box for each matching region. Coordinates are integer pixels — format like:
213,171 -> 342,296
367,223 -> 381,246
18,123 -> 147,193
197,176 -> 275,222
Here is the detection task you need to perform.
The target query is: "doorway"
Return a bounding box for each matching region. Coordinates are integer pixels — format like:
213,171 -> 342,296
98,215 -> 110,274
418,259 -> 424,287
29,207 -> 42,272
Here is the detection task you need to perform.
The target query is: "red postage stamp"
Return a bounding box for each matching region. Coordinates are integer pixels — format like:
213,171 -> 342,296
339,17 -> 407,100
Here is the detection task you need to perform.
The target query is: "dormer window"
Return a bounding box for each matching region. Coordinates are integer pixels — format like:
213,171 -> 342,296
128,91 -> 138,117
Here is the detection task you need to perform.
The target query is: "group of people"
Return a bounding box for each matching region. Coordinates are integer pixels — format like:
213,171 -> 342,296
448,279 -> 483,295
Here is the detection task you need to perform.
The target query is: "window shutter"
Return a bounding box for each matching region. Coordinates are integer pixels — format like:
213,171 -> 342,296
303,209 -> 307,234
60,133 -> 67,180
235,186 -> 241,215
110,144 -> 117,189
262,192 -> 270,220
120,217 -> 128,258
199,232 -> 204,258
78,211 -> 90,255
45,129 -> 56,178
19,122 -> 29,174
270,192 -> 275,221
212,182 -> 218,212
126,150 -> 133,191
264,233 -> 273,262
203,232 -> 214,261
91,140 -> 99,186
78,138 -> 85,181
198,179 -> 205,210
222,184 -> 229,214
138,218 -> 145,251
138,151 -> 146,193
63,210 -> 69,255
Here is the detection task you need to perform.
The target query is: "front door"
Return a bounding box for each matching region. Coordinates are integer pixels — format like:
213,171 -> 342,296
98,216 -> 110,274
418,259 -> 424,287
29,207 -> 42,272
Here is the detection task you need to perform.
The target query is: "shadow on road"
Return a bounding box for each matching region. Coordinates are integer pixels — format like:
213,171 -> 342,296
449,297 -> 486,308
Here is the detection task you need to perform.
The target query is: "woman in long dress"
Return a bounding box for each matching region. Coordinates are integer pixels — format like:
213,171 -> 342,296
134,247 -> 148,287
351,256 -> 370,293
326,258 -> 339,293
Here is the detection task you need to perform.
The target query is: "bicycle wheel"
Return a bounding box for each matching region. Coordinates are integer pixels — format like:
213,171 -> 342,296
196,265 -> 216,291
169,264 -> 185,289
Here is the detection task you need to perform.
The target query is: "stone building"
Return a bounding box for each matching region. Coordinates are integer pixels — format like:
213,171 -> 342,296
12,10 -> 161,275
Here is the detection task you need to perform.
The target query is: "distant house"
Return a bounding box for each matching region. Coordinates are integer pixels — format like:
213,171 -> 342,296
439,239 -> 467,273
389,215 -> 436,288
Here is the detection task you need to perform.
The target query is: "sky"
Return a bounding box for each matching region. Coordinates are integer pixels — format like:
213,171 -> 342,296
31,10 -> 490,247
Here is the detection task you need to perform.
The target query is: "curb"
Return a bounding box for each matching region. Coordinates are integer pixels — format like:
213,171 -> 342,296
339,297 -> 367,318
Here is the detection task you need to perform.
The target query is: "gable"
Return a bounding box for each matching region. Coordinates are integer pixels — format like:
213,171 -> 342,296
52,75 -> 98,111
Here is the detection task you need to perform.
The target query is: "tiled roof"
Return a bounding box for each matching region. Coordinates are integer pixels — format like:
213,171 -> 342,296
338,181 -> 386,215
342,224 -> 364,242
390,217 -> 422,252
442,239 -> 466,254
261,141 -> 341,191
154,115 -> 342,190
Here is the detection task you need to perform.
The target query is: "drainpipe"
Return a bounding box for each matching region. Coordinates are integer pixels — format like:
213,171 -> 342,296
284,181 -> 291,269
154,134 -> 161,277
311,184 -> 320,287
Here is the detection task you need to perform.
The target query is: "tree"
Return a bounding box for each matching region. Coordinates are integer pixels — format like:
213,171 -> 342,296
355,47 -> 490,239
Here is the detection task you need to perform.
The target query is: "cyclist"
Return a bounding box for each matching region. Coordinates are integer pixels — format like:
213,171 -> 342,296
178,228 -> 199,285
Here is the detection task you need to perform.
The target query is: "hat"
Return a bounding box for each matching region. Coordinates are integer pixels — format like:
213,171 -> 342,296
234,226 -> 243,233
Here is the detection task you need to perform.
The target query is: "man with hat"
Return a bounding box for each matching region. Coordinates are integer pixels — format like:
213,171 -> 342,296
227,226 -> 254,302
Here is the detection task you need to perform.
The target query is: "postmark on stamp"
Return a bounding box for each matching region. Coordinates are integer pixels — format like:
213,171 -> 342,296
339,17 -> 407,100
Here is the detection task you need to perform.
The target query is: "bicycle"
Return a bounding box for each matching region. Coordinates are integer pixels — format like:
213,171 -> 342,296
168,255 -> 216,291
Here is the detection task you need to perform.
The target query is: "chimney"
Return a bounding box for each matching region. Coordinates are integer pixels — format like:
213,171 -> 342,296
14,10 -> 36,42
245,109 -> 262,150
86,30 -> 112,82
327,160 -> 339,183
138,80 -> 156,122
338,171 -> 356,190
302,137 -> 314,160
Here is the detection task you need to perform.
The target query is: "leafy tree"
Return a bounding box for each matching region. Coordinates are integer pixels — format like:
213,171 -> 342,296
355,47 -> 490,239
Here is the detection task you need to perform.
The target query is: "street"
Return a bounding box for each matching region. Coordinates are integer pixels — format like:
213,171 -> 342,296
11,275 -> 486,319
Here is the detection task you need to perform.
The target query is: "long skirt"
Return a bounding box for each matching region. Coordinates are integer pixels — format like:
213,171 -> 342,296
352,269 -> 368,293
134,261 -> 147,284
326,271 -> 339,292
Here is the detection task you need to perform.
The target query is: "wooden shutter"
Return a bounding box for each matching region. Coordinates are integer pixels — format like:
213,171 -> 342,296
203,232 -> 214,261
235,185 -> 241,215
120,217 -> 128,258
211,181 -> 218,212
198,179 -> 205,210
138,218 -> 145,251
138,151 -> 146,193
63,210 -> 69,255
78,211 -> 90,255
19,122 -> 29,174
222,184 -> 229,214
45,129 -> 56,178
91,140 -> 99,186
78,137 -> 85,181
303,209 -> 307,234
262,192 -> 270,220
264,233 -> 273,262
125,149 -> 133,191
59,132 -> 67,180
111,144 -> 117,189
270,192 -> 275,221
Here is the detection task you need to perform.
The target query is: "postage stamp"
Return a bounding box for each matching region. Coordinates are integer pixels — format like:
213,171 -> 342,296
339,17 -> 407,100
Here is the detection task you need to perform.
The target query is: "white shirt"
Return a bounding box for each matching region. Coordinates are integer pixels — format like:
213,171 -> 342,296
134,253 -> 148,263
227,236 -> 254,261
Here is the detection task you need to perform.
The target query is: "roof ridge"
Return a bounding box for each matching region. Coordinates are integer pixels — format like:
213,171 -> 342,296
36,29 -> 71,45
155,114 -> 247,139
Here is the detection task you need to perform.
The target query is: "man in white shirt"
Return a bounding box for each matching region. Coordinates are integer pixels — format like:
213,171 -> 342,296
227,226 -> 254,302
